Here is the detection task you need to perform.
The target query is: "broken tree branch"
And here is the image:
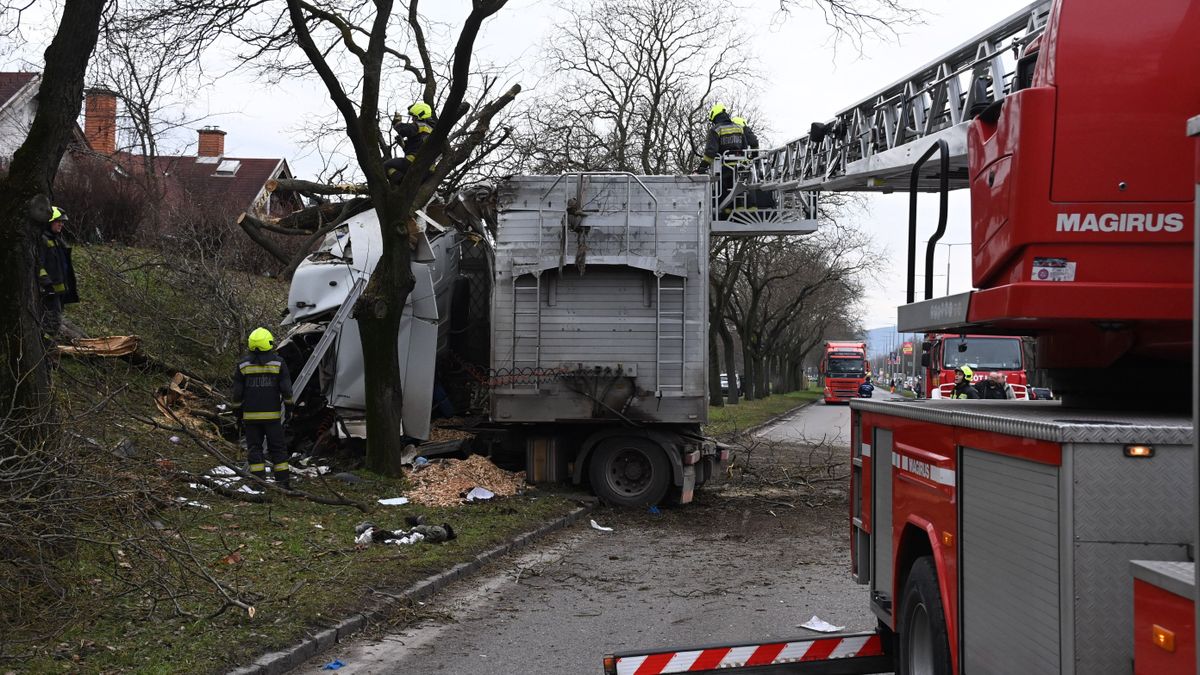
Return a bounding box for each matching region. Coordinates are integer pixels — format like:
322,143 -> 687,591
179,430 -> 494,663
266,177 -> 369,196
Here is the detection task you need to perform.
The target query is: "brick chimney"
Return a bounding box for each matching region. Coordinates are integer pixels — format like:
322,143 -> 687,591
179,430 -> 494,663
197,126 -> 226,157
84,87 -> 118,155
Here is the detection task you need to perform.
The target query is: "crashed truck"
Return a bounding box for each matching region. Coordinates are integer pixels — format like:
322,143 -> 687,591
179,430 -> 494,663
277,173 -> 813,506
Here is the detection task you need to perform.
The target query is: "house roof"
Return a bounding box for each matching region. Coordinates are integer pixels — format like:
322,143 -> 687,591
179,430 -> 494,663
0,72 -> 37,112
114,153 -> 294,213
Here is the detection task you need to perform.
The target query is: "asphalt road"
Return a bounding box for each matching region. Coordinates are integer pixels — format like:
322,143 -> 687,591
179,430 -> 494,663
306,397 -> 876,675
755,388 -> 889,447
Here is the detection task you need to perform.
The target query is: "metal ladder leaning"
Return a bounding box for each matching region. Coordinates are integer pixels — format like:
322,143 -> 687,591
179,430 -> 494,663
291,276 -> 368,397
512,273 -> 542,384
655,275 -> 686,394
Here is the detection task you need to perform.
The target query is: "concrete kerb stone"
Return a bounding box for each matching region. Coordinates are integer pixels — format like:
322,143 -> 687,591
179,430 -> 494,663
226,503 -> 594,675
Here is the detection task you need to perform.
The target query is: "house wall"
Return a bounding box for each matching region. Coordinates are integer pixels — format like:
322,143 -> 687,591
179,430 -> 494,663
0,86 -> 35,166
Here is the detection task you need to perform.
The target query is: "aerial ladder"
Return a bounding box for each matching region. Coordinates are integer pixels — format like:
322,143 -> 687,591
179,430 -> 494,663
607,0 -> 1199,673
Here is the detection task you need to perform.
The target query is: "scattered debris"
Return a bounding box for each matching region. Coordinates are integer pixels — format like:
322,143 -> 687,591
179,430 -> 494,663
590,519 -> 614,533
332,472 -> 364,484
377,497 -> 410,506
464,486 -> 495,502
110,438 -> 138,459
174,497 -> 211,509
428,417 -> 475,442
322,659 -> 346,670
154,372 -> 229,435
219,552 -> 244,565
209,466 -> 237,476
57,334 -> 142,358
353,520 -> 456,547
648,505 -> 661,515
169,436 -> 180,444
799,616 -> 845,633
404,454 -> 525,507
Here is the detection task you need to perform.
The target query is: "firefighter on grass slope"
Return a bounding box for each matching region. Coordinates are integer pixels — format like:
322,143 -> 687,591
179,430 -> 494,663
37,206 -> 79,343
233,328 -> 294,488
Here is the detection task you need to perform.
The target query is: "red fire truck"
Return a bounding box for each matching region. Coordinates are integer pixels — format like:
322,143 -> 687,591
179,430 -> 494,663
604,0 -> 1197,673
821,341 -> 870,404
920,333 -> 1028,399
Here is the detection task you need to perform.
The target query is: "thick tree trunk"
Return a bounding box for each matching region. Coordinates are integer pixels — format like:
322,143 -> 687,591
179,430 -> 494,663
357,191 -> 415,476
0,0 -> 105,451
707,324 -> 723,407
756,355 -> 769,398
741,346 -> 756,401
720,323 -> 739,405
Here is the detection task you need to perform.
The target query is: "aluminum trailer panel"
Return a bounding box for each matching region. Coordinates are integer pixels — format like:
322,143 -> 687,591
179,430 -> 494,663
491,174 -> 709,425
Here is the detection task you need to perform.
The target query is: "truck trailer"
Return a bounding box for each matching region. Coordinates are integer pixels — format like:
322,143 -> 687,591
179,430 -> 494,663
604,0 -> 1198,672
279,172 -> 816,506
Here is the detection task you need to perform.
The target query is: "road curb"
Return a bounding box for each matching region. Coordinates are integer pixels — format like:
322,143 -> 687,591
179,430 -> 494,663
733,397 -> 821,439
226,503 -> 595,675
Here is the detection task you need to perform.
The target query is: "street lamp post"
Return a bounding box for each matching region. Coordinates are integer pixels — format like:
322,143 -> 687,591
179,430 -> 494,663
937,242 -> 972,296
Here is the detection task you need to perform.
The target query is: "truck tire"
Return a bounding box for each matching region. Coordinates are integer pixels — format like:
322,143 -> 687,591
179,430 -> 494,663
588,437 -> 671,507
897,556 -> 951,675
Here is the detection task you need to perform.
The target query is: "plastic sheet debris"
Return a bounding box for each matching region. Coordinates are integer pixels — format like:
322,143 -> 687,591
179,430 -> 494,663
464,486 -> 494,502
322,659 -> 345,670
209,466 -> 237,476
237,485 -> 262,495
648,506 -> 661,515
590,519 -> 614,532
294,464 -> 331,478
377,497 -> 410,506
174,497 -> 211,509
169,436 -> 180,444
414,456 -> 429,466
799,616 -> 845,633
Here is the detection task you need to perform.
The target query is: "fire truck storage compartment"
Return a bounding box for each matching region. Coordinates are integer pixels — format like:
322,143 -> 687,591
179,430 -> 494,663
853,400 -> 1193,674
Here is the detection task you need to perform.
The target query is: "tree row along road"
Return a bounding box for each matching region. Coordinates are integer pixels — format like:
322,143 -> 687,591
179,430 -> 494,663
307,396 -> 881,675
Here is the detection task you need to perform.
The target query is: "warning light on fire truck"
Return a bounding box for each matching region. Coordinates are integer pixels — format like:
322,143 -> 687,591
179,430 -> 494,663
1124,444 -> 1155,458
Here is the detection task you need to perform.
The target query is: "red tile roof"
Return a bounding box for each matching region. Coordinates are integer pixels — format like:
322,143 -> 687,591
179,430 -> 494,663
0,72 -> 37,112
113,152 -> 296,214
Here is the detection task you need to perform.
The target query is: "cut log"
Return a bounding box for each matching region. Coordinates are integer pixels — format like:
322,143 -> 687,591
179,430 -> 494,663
266,178 -> 370,196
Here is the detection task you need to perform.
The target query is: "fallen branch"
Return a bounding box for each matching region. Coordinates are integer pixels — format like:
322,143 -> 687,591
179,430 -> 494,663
267,177 -> 370,196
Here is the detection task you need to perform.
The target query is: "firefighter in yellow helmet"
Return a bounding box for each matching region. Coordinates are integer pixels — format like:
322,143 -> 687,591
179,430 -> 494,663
385,101 -> 438,185
232,328 -> 295,488
950,365 -> 980,399
37,206 -> 79,343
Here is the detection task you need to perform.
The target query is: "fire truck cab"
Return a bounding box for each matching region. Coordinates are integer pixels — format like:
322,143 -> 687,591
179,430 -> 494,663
920,334 -> 1029,399
822,341 -> 871,404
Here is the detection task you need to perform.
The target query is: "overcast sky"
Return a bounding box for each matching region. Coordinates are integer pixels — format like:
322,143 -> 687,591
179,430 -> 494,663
6,0 -> 1036,329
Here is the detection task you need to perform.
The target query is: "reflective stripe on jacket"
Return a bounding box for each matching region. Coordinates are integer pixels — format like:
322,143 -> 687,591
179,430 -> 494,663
231,350 -> 294,421
703,112 -> 747,164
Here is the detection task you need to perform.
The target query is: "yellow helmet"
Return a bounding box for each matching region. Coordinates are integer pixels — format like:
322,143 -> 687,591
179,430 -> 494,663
248,327 -> 275,352
408,101 -> 433,120
708,103 -> 727,121
731,116 -> 747,128
49,206 -> 68,222
957,365 -> 974,379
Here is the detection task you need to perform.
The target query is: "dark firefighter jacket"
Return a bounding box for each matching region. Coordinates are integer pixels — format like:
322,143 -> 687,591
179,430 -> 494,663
951,381 -> 980,399
701,112 -> 747,167
232,350 -> 295,422
393,115 -> 438,162
38,226 -> 79,303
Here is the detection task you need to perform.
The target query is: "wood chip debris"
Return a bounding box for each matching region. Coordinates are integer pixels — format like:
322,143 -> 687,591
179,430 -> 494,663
404,454 -> 526,507
428,417 -> 474,442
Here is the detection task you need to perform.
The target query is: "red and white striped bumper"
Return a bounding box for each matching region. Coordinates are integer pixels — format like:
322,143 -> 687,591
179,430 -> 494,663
606,632 -> 889,675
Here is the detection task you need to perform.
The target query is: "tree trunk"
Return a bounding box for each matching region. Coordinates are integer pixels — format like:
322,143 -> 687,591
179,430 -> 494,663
756,354 -> 769,398
741,346 -> 756,401
0,0 -> 106,451
356,191 -> 415,476
720,322 -> 739,405
707,323 -> 722,407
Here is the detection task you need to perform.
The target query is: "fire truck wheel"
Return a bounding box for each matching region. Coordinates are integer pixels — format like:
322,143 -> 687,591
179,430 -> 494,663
588,438 -> 671,507
897,556 -> 952,675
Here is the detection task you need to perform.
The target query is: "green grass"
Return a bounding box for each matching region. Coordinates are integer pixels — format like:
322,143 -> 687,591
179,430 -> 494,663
704,387 -> 822,437
17,244 -> 581,673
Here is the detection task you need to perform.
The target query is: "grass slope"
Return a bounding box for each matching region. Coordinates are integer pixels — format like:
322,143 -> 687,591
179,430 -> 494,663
704,387 -> 822,438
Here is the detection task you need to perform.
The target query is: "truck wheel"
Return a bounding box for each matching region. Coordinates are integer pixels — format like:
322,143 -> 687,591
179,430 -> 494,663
897,556 -> 951,675
588,438 -> 671,507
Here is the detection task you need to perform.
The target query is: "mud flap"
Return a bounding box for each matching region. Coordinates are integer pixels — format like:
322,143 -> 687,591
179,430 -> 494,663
679,464 -> 696,504
603,631 -> 892,675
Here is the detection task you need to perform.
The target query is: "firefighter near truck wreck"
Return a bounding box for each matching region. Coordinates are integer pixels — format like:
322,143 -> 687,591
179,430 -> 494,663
604,0 -> 1198,673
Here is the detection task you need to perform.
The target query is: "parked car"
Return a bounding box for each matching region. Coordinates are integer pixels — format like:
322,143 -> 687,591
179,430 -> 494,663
719,373 -> 743,395
1028,386 -> 1054,400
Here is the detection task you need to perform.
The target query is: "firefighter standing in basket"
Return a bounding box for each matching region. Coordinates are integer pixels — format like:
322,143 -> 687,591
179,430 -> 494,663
950,365 -> 981,399
232,328 -> 294,488
696,103 -> 748,217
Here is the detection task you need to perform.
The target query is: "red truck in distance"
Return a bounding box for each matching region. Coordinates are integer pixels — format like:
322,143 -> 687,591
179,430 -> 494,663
920,334 -> 1028,399
821,341 -> 869,404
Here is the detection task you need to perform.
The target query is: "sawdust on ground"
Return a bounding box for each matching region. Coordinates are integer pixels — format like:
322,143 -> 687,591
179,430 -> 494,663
428,417 -> 474,442
405,454 -> 526,507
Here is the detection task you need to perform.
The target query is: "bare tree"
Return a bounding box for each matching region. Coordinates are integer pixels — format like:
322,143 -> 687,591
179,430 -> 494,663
778,0 -> 922,52
0,0 -> 108,448
521,0 -> 756,175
